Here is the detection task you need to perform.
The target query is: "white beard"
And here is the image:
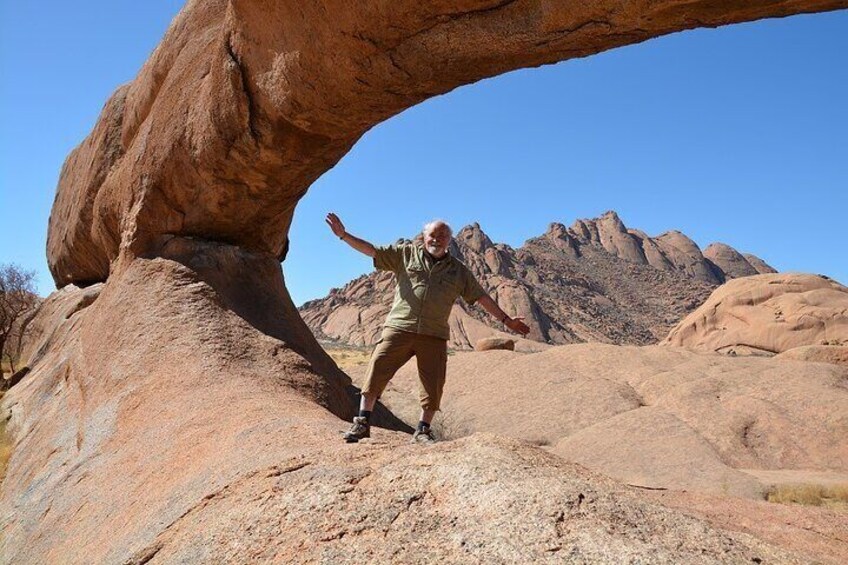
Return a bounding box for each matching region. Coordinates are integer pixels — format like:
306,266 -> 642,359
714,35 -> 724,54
426,244 -> 446,257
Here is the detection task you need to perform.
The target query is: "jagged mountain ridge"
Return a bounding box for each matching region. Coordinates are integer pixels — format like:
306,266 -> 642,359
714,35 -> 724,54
300,211 -> 775,349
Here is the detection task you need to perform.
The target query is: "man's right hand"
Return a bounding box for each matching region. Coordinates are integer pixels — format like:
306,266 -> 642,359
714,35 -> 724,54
326,214 -> 378,258
326,212 -> 346,239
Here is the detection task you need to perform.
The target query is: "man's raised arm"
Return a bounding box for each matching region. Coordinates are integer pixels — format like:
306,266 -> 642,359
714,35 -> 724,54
325,212 -> 377,258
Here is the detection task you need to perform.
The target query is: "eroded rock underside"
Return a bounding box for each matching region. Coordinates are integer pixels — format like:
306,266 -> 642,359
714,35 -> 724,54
6,0 -> 848,562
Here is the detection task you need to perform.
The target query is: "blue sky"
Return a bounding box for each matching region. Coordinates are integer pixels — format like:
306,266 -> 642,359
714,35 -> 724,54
1,3 -> 846,305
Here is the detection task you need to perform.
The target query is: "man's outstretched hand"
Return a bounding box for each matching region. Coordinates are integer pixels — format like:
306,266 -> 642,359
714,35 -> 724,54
506,317 -> 531,337
326,212 -> 346,239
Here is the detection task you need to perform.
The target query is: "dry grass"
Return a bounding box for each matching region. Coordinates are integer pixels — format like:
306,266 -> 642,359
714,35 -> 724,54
437,410 -> 474,441
2,357 -> 23,390
766,483 -> 848,509
321,342 -> 372,372
0,392 -> 11,482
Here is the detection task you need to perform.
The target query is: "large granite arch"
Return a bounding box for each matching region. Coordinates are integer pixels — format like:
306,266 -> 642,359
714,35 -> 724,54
49,0 -> 847,285
45,0 -> 848,371
4,3 -> 847,562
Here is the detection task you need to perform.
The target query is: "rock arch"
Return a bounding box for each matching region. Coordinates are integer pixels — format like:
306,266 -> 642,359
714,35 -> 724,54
46,0 -> 847,369
6,4 -> 847,562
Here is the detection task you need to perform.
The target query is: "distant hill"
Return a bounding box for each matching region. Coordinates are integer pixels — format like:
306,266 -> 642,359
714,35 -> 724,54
300,211 -> 775,350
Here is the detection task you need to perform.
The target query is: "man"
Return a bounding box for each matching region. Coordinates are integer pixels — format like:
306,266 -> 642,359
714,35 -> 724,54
326,212 -> 530,444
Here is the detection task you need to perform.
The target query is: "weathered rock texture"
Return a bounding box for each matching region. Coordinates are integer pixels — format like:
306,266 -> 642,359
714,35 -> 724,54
475,336 -> 515,351
775,344 -> 848,365
12,0 -> 848,562
663,273 -> 848,364
366,343 -> 848,501
644,489 -> 848,565
301,212 -> 775,349
2,262 -> 808,564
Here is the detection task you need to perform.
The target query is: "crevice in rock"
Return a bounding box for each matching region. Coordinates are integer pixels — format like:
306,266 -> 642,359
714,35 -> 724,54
740,419 -> 756,450
717,343 -> 777,356
397,0 -> 522,47
65,292 -> 99,320
627,484 -> 668,491
535,20 -> 613,48
447,0 -> 522,20
224,32 -> 259,144
6,366 -> 30,389
385,491 -> 427,533
386,51 -> 413,80
124,460 -> 313,564
124,541 -> 163,565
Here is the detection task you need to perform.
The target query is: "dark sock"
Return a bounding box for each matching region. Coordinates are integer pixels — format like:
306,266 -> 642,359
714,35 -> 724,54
417,420 -> 430,431
358,410 -> 372,422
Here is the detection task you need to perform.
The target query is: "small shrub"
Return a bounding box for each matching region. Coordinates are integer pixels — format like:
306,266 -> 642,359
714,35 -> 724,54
767,484 -> 824,506
826,484 -> 848,503
0,393 -> 10,481
322,343 -> 372,371
766,483 -> 848,507
437,410 -> 473,441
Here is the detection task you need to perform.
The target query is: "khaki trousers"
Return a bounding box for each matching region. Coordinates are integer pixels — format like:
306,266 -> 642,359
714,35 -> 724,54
361,327 -> 448,411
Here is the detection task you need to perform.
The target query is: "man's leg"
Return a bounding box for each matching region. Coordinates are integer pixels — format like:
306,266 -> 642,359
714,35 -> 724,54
419,407 -> 437,427
359,392 -> 378,414
344,328 -> 414,442
411,335 -> 447,443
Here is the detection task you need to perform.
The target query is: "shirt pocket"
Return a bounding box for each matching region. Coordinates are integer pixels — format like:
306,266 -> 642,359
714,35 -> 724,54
406,267 -> 428,288
433,274 -> 462,303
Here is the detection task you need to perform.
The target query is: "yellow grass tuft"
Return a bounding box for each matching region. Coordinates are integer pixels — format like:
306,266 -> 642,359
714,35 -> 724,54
0,393 -> 10,481
766,483 -> 848,508
321,342 -> 372,371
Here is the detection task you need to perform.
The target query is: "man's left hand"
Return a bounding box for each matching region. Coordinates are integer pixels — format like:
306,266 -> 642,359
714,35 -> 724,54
506,317 -> 530,337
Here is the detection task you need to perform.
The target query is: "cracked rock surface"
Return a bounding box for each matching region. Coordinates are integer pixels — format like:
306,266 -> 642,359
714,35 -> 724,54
10,0 -> 848,563
2,256 -> 811,564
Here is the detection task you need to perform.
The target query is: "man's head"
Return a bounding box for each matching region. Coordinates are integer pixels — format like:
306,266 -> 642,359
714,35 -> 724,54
422,220 -> 453,258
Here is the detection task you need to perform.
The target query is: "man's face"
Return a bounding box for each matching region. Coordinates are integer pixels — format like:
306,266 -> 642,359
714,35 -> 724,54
423,225 -> 451,258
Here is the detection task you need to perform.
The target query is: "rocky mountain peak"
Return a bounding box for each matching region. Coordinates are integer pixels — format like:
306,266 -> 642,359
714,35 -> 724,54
743,253 -> 778,275
598,209 -> 626,229
705,242 -> 762,278
545,222 -> 569,237
542,222 -> 580,257
302,211 -> 778,350
456,222 -> 494,253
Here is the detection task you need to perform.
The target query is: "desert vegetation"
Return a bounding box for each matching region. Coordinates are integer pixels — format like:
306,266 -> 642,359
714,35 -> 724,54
0,263 -> 38,378
320,340 -> 372,371
0,392 -> 10,481
766,483 -> 848,508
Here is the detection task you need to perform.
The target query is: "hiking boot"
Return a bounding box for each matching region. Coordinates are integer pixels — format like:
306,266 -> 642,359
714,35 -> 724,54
411,426 -> 437,445
343,416 -> 370,443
